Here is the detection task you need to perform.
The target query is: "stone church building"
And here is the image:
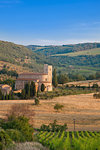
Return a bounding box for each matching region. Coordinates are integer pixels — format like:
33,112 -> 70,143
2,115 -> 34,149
15,64 -> 52,91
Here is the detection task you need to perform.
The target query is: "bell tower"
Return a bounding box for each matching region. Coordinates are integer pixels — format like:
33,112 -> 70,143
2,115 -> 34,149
44,64 -> 52,82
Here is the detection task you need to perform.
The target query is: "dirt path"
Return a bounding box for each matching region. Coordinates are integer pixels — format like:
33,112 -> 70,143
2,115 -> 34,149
0,93 -> 100,131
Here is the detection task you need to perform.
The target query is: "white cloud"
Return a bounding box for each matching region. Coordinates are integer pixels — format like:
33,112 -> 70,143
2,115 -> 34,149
20,39 -> 100,46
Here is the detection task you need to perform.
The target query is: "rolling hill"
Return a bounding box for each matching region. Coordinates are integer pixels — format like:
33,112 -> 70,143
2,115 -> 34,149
0,41 -> 48,73
27,43 -> 100,75
0,40 -> 100,76
51,48 -> 100,56
26,43 -> 100,56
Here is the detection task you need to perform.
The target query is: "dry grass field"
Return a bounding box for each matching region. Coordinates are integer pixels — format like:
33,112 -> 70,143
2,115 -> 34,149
0,93 -> 100,131
66,80 -> 100,87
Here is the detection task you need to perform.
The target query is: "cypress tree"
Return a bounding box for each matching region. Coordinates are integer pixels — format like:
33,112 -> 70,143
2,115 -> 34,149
52,68 -> 58,88
0,89 -> 2,100
8,92 -> 12,100
2,95 -> 5,100
41,84 -> 45,92
21,89 -> 25,99
30,81 -> 36,97
12,92 -> 14,100
6,94 -> 8,100
25,83 -> 30,99
37,90 -> 39,97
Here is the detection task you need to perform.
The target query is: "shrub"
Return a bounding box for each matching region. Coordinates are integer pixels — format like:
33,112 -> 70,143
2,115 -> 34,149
34,97 -> 39,105
7,104 -> 35,122
93,93 -> 100,99
54,103 -> 64,112
58,74 -> 69,84
0,116 -> 34,142
6,129 -> 25,142
92,83 -> 99,88
41,84 -> 45,92
40,120 -> 68,132
0,128 -> 12,149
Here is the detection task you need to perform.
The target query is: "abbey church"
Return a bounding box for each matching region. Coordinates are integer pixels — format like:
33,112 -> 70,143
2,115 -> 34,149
15,64 -> 52,91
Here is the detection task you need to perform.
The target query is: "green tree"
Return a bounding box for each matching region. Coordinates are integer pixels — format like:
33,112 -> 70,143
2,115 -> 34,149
6,94 -> 8,100
52,68 -> 58,88
8,92 -> 12,100
0,129 -> 12,149
41,83 -> 45,92
0,116 -> 34,141
58,74 -> 69,84
11,92 -> 15,100
92,83 -> 99,88
96,72 -> 100,79
37,90 -> 39,97
30,81 -> 36,97
25,83 -> 30,99
34,97 -> 39,105
0,89 -> 2,100
21,89 -> 26,99
2,94 -> 5,100
54,103 -> 64,112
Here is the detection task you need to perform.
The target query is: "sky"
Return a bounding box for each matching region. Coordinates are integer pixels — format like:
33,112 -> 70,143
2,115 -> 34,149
0,0 -> 100,45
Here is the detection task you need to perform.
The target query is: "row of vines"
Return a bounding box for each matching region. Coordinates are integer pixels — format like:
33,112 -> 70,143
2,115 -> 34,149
37,131 -> 100,150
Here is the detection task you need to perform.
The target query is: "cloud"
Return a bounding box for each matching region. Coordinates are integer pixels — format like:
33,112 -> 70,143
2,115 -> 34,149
20,39 -> 100,46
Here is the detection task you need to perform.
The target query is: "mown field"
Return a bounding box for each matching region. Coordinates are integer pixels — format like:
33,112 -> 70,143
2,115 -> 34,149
37,130 -> 100,150
0,93 -> 100,131
51,48 -> 100,57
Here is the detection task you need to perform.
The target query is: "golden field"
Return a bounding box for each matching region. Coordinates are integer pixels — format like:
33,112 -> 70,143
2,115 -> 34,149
0,93 -> 100,131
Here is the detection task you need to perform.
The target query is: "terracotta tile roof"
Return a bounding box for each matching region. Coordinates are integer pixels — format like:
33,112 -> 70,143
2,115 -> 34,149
16,78 -> 51,83
19,73 -> 48,75
39,81 -> 51,83
16,78 -> 39,81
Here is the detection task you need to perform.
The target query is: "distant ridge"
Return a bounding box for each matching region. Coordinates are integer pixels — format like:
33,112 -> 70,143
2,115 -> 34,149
26,42 -> 100,56
0,40 -> 100,75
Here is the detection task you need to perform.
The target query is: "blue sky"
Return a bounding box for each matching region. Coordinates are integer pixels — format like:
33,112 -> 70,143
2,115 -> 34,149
0,0 -> 100,45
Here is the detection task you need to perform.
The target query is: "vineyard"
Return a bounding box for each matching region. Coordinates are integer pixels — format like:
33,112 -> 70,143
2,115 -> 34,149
37,131 -> 100,150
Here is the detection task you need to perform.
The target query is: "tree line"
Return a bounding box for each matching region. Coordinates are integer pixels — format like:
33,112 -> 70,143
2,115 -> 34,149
21,81 -> 45,99
0,65 -> 18,77
0,90 -> 14,100
52,68 -> 100,87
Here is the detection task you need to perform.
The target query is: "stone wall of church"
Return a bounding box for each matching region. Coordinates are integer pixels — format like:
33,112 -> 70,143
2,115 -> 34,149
15,64 -> 53,92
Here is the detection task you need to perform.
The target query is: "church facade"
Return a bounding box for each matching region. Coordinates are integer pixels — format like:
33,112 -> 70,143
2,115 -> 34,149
15,64 -> 52,91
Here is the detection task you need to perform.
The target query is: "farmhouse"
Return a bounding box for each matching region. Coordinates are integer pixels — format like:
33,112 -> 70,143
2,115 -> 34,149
0,84 -> 12,95
15,64 -> 52,91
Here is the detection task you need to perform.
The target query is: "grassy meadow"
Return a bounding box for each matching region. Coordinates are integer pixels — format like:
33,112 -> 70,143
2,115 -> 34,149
51,48 -> 100,57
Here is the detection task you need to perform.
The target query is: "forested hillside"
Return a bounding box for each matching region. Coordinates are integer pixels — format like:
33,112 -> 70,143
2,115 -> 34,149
27,43 -> 100,56
27,43 -> 100,75
0,41 -> 48,72
0,41 -> 100,76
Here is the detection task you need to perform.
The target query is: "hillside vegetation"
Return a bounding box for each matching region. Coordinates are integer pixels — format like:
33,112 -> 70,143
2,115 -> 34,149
52,48 -> 100,56
27,43 -> 100,56
0,41 -> 48,73
27,43 -> 100,75
0,41 -> 100,76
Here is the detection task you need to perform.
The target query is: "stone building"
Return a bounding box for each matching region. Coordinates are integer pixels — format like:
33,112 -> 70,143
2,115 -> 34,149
15,64 -> 52,91
0,84 -> 12,95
